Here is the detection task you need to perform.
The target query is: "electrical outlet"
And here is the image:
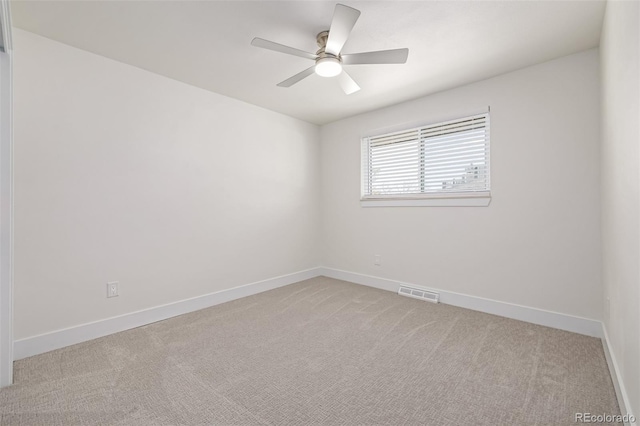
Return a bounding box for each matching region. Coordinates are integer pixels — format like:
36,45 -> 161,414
374,255 -> 381,266
107,281 -> 119,298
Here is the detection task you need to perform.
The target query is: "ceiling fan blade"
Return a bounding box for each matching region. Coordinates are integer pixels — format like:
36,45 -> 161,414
325,4 -> 361,56
342,48 -> 409,65
337,70 -> 360,95
251,38 -> 317,61
277,66 -> 316,88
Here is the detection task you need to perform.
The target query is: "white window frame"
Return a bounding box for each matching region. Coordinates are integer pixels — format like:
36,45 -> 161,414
361,113 -> 491,207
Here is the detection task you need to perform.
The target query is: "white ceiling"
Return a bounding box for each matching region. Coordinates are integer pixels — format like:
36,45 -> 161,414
11,0 -> 606,125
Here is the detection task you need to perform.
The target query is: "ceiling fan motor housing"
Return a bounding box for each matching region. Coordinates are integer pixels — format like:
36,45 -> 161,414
314,30 -> 342,77
316,31 -> 330,49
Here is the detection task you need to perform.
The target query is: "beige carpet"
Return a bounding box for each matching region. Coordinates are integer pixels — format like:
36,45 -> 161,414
0,277 -> 620,425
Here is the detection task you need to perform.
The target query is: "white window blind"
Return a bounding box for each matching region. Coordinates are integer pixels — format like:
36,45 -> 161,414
361,113 -> 490,200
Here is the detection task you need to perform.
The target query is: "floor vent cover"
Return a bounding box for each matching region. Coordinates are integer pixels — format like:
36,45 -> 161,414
398,286 -> 439,303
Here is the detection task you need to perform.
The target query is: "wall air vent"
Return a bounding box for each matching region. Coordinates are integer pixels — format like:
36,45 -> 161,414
398,286 -> 439,303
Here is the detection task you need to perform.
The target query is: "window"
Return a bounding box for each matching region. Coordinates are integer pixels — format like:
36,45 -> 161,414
361,113 -> 491,207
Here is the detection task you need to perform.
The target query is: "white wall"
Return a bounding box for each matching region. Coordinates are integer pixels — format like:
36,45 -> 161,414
321,49 -> 602,321
13,29 -> 320,340
600,0 -> 640,417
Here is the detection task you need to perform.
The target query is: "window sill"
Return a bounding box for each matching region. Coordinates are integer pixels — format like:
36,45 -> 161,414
360,192 -> 491,207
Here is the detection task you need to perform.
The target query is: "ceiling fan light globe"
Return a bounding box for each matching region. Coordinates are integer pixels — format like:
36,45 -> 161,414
315,57 -> 342,77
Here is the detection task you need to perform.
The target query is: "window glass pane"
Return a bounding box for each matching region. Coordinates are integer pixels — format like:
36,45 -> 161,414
362,113 -> 490,198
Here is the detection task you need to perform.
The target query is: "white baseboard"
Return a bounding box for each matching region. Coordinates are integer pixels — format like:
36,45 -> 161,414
13,267 -> 323,360
14,266 -> 629,420
14,266 -> 603,354
318,267 -> 603,338
601,324 -> 637,425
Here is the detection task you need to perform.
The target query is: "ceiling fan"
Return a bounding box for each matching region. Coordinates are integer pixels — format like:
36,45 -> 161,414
251,3 -> 409,95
